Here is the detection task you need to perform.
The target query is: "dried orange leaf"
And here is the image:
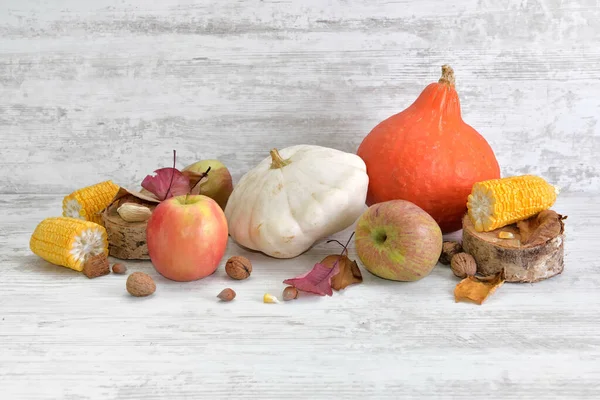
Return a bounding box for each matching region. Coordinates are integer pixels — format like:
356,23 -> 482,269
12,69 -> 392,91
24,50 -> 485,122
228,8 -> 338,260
319,254 -> 363,291
516,210 -> 566,247
454,271 -> 505,305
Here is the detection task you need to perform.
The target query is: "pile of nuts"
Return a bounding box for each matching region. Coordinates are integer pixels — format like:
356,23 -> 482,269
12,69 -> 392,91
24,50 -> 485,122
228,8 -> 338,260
440,241 -> 477,279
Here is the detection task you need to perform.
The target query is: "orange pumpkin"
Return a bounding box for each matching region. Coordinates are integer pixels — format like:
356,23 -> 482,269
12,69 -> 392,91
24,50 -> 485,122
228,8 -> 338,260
356,65 -> 501,233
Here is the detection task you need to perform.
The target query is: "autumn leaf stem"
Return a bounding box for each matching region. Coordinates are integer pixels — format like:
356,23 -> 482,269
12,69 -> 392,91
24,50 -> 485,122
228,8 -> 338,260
326,231 -> 355,257
163,149 -> 177,200
189,166 -> 211,193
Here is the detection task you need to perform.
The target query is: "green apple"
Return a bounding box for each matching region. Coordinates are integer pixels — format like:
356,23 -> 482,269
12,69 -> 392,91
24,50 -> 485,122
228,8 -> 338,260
355,200 -> 443,281
182,159 -> 233,210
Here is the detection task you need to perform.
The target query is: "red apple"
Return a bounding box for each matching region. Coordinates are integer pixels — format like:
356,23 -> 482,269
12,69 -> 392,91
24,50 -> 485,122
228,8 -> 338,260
146,194 -> 228,282
355,200 -> 442,281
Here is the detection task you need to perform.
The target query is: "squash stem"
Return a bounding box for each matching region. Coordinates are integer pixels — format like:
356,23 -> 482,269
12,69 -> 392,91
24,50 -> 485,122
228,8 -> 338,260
438,64 -> 455,87
270,148 -> 291,169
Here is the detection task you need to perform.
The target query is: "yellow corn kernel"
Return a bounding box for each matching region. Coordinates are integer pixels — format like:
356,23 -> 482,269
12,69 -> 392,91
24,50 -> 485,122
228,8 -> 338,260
467,175 -> 559,232
62,180 -> 119,225
30,217 -> 108,272
498,231 -> 515,239
263,293 -> 279,304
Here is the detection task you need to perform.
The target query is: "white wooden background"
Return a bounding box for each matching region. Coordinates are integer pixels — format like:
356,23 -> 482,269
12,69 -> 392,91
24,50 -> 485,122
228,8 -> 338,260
1,1 -> 599,399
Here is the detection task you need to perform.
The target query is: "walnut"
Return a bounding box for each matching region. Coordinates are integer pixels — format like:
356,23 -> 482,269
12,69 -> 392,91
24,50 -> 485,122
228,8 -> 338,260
126,272 -> 156,297
439,241 -> 463,265
450,252 -> 477,278
225,256 -> 252,280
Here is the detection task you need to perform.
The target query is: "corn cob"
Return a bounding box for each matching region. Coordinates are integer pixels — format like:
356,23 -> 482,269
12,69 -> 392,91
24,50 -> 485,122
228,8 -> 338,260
62,180 -> 119,225
467,175 -> 559,232
30,217 -> 109,272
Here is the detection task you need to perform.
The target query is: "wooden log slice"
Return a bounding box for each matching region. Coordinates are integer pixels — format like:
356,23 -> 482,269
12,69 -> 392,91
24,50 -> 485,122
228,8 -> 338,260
462,214 -> 565,283
102,202 -> 151,260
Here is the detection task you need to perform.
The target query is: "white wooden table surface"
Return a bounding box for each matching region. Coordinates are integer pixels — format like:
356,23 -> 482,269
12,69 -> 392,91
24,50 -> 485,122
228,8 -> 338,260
1,1 -> 599,399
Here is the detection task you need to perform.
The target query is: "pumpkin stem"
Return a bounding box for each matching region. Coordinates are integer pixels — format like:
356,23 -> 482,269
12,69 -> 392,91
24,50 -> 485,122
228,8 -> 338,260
270,148 -> 291,169
438,64 -> 455,87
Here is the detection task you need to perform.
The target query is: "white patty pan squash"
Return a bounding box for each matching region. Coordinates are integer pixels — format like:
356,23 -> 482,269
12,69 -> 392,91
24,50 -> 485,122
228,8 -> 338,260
224,145 -> 369,258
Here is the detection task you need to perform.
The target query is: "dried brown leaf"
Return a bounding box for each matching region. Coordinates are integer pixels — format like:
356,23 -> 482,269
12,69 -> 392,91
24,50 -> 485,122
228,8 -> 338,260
516,210 -> 566,247
320,254 -> 363,291
103,187 -> 160,216
454,270 -> 505,305
182,168 -> 211,195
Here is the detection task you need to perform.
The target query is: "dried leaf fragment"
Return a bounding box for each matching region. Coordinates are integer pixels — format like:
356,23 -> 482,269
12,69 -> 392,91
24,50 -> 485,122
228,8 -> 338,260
283,262 -> 340,296
140,150 -> 192,200
454,271 -> 505,305
283,233 -> 360,297
141,167 -> 190,200
516,210 -> 566,247
319,254 -> 363,291
182,167 -> 211,195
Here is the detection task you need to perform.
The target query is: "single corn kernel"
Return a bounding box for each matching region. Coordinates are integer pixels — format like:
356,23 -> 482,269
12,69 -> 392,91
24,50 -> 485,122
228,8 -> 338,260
263,293 -> 279,304
498,231 -> 515,239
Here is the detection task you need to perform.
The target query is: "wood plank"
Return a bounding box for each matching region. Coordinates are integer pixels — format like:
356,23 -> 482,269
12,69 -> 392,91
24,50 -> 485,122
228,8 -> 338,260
0,0 -> 598,194
1,0 -> 599,398
1,193 -> 599,399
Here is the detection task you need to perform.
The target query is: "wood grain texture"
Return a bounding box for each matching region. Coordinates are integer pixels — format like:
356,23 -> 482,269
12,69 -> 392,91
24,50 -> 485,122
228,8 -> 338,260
0,0 -> 599,194
1,1 -> 600,399
1,194 -> 599,399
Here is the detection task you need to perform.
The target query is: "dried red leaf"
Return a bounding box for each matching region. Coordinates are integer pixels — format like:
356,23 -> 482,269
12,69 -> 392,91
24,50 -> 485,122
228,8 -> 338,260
283,262 -> 340,296
141,150 -> 192,200
141,167 -> 190,200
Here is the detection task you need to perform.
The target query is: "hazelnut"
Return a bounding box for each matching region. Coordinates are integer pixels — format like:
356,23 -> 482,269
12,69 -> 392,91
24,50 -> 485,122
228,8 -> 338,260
217,288 -> 236,302
439,241 -> 463,265
450,252 -> 477,278
126,272 -> 156,297
282,286 -> 299,301
225,256 -> 252,280
112,263 -> 127,274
